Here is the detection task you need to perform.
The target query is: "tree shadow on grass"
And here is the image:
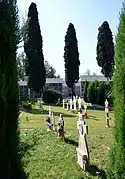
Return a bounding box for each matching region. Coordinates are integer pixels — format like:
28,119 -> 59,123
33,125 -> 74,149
22,108 -> 75,118
88,165 -> 107,179
88,115 -> 99,121
64,137 -> 78,147
18,130 -> 41,178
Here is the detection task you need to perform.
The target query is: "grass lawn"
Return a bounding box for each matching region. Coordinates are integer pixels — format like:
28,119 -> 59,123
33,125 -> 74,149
19,105 -> 114,179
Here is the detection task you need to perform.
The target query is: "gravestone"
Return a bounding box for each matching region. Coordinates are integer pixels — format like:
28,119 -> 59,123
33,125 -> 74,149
57,114 -> 64,139
78,97 -> 82,110
84,102 -> 88,118
70,99 -> 73,111
37,98 -> 43,111
73,96 -> 77,111
76,120 -> 89,171
66,101 -> 70,110
63,99 -> 65,108
84,102 -> 87,113
105,99 -> 110,127
77,112 -> 84,130
49,106 -> 52,119
46,116 -> 53,131
51,112 -> 56,130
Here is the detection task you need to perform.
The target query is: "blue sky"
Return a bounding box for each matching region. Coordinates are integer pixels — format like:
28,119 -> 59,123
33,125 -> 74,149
17,0 -> 123,78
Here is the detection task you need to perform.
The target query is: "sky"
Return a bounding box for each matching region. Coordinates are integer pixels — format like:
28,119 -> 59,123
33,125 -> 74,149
17,0 -> 123,78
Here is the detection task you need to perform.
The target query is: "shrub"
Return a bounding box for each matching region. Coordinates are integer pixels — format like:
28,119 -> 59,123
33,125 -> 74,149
22,102 -> 32,112
86,81 -> 113,106
43,90 -> 62,104
87,82 -> 97,103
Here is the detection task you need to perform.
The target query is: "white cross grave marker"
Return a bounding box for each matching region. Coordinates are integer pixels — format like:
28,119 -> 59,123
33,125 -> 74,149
70,99 -> 73,111
73,96 -> 77,111
78,97 -> 82,109
63,99 -> 65,108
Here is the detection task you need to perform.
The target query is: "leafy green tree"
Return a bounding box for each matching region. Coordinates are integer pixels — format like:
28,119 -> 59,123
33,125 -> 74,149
64,23 -> 80,98
24,2 -> 46,94
107,3 -> 125,178
17,52 -> 28,80
0,0 -> 25,178
96,82 -> 106,105
96,21 -> 114,79
87,82 -> 97,103
45,60 -> 56,78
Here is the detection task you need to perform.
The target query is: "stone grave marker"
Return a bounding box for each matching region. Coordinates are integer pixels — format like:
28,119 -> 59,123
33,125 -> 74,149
46,116 -> 53,131
105,99 -> 111,127
70,99 -> 73,111
51,112 -> 56,130
84,102 -> 88,118
76,120 -> 89,171
78,97 -> 82,110
63,99 -> 65,108
57,114 -> 64,139
66,102 -> 70,110
37,98 -> 43,111
73,96 -> 77,111
77,112 -> 84,130
49,106 -> 52,118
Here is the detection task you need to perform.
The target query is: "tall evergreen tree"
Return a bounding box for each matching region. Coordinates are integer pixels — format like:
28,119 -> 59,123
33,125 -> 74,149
64,23 -> 80,98
96,21 -> 114,79
107,3 -> 125,178
0,0 -> 25,178
24,2 -> 46,93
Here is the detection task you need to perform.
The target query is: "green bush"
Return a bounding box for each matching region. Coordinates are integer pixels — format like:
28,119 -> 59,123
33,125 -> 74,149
83,81 -> 89,101
87,81 -> 98,103
43,90 -> 62,104
22,102 -> 32,112
86,81 -> 113,106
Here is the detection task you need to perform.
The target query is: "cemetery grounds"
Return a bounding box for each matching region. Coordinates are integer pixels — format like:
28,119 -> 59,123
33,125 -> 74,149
19,105 -> 114,179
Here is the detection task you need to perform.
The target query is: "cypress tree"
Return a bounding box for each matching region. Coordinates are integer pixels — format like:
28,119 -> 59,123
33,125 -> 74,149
0,0 -> 25,178
24,2 -> 46,94
64,23 -> 80,98
96,21 -> 114,79
107,2 -> 125,178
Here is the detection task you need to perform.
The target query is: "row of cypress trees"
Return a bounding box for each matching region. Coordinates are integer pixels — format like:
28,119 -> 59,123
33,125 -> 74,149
22,3 -> 80,99
23,2 -> 115,99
